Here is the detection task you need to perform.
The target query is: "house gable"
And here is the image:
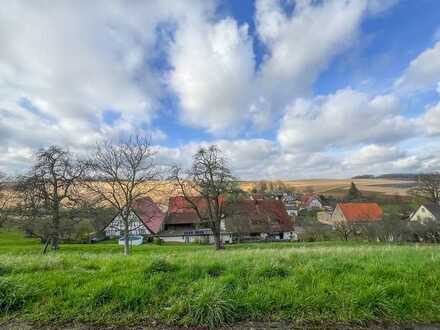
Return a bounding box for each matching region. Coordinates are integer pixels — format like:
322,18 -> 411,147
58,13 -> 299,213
104,210 -> 152,237
410,205 -> 438,223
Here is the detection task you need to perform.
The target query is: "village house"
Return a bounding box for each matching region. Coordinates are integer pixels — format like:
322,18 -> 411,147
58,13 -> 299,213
300,194 -> 322,210
409,204 -> 440,223
103,197 -> 165,238
159,196 -> 231,243
160,196 -> 295,243
225,198 -> 295,240
285,204 -> 298,216
330,202 -> 383,224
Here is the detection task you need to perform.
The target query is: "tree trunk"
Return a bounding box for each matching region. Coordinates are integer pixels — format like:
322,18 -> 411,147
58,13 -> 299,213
213,228 -> 224,250
123,218 -> 130,256
51,205 -> 60,250
43,238 -> 50,254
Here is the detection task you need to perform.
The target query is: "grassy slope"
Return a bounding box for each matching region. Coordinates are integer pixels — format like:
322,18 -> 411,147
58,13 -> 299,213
1,231 -> 440,328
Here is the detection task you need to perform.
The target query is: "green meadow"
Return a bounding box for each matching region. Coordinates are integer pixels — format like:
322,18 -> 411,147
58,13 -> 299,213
1,231 -> 440,328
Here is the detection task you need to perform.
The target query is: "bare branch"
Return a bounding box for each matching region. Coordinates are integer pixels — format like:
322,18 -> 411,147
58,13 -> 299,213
82,135 -> 164,256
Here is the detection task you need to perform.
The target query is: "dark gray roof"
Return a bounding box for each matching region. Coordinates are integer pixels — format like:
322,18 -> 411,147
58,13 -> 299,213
423,203 -> 440,219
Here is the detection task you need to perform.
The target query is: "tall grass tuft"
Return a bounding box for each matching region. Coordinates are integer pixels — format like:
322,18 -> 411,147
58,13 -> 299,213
0,278 -> 38,314
145,259 -> 177,274
184,280 -> 236,328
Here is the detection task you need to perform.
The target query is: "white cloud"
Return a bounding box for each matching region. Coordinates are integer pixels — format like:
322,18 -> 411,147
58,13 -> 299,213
278,89 -> 411,151
155,139 -> 341,180
0,0 -> 210,169
0,147 -> 34,174
0,1 -> 217,177
420,101 -> 440,136
255,0 -> 368,105
8,0 -> 440,180
343,144 -> 405,167
367,0 -> 399,15
341,144 -> 440,175
154,137 -> 440,180
395,41 -> 440,92
168,17 -> 255,134
168,0 -> 395,134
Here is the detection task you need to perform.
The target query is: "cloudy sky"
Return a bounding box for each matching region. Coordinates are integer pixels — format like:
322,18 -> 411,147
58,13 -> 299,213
1,0 -> 440,179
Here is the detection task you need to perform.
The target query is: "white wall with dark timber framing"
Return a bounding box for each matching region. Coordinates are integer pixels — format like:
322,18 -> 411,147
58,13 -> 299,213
104,211 -> 151,237
409,205 -> 437,224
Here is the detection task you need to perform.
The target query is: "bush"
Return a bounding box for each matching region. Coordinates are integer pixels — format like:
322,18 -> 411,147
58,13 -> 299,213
298,223 -> 335,242
364,218 -> 412,242
408,220 -> 440,243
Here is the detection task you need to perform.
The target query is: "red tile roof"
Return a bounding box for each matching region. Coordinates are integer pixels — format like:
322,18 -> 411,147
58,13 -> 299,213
300,194 -> 320,207
337,203 -> 383,223
166,196 -> 225,225
225,199 -> 294,233
132,197 -> 165,234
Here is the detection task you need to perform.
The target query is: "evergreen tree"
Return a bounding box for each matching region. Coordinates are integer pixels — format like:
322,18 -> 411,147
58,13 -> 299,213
346,182 -> 362,201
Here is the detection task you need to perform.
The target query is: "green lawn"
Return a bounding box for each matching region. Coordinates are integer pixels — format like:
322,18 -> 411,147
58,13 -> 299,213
1,230 -> 440,328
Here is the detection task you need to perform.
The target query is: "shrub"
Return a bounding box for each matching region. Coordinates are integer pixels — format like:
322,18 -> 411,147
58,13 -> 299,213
298,223 -> 335,242
364,217 -> 412,242
408,220 -> 440,243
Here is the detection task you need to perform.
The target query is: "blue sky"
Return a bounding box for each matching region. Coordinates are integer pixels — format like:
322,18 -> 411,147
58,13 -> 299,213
1,0 -> 440,179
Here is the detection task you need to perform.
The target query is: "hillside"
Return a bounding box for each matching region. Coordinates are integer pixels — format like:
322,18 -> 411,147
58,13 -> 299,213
240,178 -> 416,196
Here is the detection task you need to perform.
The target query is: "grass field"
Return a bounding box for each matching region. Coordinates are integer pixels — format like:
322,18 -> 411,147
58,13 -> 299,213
1,231 -> 440,328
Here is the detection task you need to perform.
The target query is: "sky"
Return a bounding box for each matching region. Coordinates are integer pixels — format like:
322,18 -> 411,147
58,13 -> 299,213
1,0 -> 440,179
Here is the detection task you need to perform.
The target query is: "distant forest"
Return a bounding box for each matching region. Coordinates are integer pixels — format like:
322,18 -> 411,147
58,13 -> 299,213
352,173 -> 419,180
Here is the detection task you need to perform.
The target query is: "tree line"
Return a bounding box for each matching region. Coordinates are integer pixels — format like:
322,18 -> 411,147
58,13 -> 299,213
0,137 -> 238,254
1,138 -> 440,253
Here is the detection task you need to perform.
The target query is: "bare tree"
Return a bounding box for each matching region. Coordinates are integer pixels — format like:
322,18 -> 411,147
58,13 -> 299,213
83,136 -> 162,256
17,146 -> 84,252
413,173 -> 440,204
0,172 -> 14,227
334,221 -> 356,241
255,181 -> 268,193
170,145 -> 236,250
